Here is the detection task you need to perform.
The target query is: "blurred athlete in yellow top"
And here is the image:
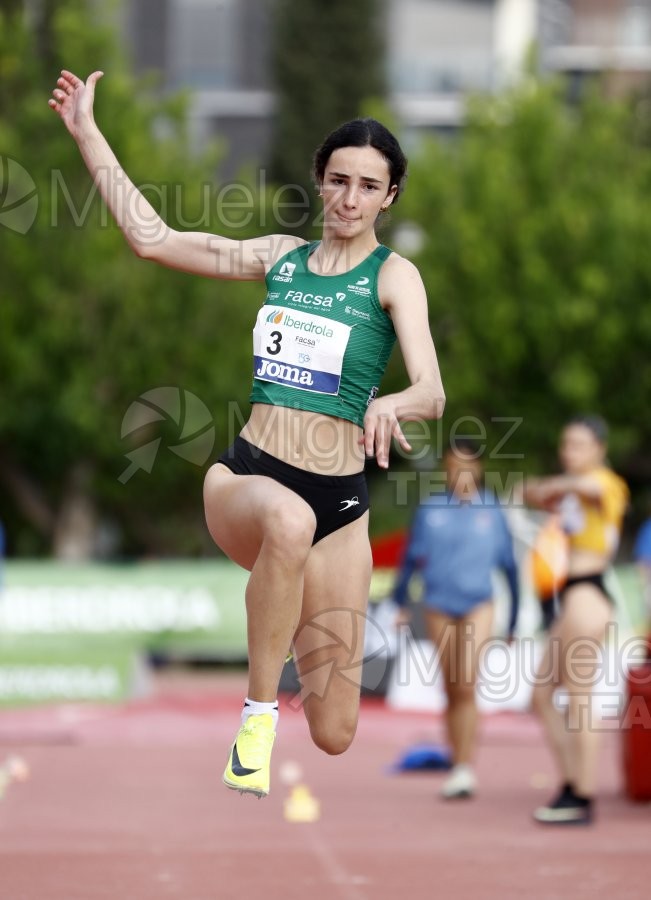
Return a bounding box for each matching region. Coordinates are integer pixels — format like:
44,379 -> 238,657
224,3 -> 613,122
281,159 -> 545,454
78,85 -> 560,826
525,416 -> 628,825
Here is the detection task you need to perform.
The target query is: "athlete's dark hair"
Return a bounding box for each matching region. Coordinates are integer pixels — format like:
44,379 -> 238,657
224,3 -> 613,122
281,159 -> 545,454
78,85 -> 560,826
312,118 -> 408,204
566,414 -> 609,445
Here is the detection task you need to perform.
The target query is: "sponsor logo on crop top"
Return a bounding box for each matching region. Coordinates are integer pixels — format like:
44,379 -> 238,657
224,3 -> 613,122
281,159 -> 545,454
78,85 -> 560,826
347,276 -> 372,296
271,261 -> 297,283
280,288 -> 347,308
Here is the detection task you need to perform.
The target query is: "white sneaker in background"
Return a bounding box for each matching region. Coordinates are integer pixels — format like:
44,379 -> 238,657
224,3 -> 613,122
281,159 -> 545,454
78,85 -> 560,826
440,764 -> 477,800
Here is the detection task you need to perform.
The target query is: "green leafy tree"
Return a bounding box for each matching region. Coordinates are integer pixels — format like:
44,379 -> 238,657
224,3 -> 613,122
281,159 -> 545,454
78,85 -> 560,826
0,1 -> 264,557
388,80 -> 651,502
269,0 -> 386,233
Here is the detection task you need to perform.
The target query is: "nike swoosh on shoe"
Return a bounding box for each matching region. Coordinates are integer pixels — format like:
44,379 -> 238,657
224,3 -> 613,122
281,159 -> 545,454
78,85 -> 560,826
231,742 -> 261,777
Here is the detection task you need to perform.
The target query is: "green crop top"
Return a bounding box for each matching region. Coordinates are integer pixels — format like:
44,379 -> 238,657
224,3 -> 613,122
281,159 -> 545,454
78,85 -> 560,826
249,242 -> 396,428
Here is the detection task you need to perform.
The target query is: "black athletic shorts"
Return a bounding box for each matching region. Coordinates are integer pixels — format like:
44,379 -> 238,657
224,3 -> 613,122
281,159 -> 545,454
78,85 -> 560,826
560,573 -> 613,605
217,436 -> 369,544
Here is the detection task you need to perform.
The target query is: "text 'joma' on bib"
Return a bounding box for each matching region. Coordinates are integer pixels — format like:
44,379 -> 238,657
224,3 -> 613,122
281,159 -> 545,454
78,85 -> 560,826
252,307 -> 352,395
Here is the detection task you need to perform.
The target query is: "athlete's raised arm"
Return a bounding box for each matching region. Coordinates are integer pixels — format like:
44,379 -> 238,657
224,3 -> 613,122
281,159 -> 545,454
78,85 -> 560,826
49,70 -> 303,280
524,474 -> 604,510
362,254 -> 445,468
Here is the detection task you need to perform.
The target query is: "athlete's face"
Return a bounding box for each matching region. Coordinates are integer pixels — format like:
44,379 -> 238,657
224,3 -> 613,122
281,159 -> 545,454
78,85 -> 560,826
559,424 -> 605,474
445,450 -> 483,500
320,146 -> 397,239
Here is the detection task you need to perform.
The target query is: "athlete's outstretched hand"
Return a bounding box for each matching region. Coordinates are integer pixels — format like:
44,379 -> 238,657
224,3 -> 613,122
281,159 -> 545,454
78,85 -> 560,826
48,69 -> 104,139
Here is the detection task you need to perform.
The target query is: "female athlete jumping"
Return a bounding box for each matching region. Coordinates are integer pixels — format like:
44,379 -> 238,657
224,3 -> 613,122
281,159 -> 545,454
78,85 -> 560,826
49,70 -> 445,797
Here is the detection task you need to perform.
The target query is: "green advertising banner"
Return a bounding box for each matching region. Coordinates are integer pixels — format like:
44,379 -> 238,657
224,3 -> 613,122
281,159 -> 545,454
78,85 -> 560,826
1,560 -> 249,655
0,560 -> 645,706
0,638 -> 142,706
0,561 -> 252,704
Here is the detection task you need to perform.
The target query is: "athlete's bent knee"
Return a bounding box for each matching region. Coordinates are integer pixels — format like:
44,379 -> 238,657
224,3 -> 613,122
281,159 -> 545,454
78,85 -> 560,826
309,716 -> 357,756
203,465 -> 219,509
203,463 -> 226,503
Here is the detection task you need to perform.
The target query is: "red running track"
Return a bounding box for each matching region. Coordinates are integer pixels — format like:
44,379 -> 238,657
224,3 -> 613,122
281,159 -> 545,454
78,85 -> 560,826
0,670 -> 648,900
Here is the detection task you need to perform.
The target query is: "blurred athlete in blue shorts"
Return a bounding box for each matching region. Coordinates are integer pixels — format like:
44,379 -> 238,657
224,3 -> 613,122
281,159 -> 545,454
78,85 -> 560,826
393,440 -> 519,799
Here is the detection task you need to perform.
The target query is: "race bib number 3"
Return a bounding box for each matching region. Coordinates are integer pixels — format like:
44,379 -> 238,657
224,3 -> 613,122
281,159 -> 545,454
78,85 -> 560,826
252,307 -> 351,395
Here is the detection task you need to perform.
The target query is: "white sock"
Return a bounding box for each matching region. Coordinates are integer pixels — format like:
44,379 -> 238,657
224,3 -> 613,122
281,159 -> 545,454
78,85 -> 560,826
242,697 -> 279,729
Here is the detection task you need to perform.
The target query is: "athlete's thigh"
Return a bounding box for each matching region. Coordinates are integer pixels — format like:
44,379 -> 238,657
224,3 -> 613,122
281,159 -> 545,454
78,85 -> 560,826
292,513 -> 372,709
556,585 -> 611,691
423,609 -> 460,688
559,584 -> 612,643
531,603 -> 571,709
203,463 -> 316,571
458,600 -> 494,685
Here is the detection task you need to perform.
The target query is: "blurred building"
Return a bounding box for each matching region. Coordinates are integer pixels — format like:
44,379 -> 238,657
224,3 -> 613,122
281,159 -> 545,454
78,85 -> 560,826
123,0 -> 651,175
387,0 -> 537,139
125,0 -> 274,177
540,0 -> 651,98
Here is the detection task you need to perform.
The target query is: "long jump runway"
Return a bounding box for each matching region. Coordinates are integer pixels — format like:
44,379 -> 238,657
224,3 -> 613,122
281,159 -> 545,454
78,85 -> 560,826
0,671 -> 648,900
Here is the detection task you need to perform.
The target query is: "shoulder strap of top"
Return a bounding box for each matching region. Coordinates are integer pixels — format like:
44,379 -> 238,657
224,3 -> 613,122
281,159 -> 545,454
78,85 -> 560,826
374,245 -> 392,262
363,244 -> 392,280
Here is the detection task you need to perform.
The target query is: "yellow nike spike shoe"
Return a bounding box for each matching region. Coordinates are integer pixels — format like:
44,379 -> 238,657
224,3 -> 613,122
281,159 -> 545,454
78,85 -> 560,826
223,713 -> 276,798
